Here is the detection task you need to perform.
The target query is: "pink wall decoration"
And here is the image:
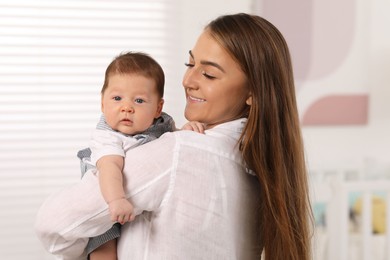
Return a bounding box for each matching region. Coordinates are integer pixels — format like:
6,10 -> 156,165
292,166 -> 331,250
259,0 -> 369,126
302,94 -> 369,125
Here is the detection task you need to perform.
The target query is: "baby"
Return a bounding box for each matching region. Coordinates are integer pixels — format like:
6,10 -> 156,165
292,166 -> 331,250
77,51 -> 203,259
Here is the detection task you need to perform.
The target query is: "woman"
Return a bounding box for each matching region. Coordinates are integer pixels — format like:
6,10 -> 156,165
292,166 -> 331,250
35,13 -> 312,260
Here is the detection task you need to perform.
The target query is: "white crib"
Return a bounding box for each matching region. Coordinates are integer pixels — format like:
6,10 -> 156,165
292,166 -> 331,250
311,169 -> 390,260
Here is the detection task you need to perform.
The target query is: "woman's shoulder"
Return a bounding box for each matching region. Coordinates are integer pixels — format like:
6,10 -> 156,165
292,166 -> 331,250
176,118 -> 245,142
169,120 -> 244,160
138,118 -> 246,158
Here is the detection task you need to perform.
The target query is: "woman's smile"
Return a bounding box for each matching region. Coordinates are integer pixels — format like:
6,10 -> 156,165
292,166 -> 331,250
188,95 -> 206,102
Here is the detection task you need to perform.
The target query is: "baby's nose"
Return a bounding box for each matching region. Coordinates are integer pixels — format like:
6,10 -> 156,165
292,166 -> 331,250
121,106 -> 133,112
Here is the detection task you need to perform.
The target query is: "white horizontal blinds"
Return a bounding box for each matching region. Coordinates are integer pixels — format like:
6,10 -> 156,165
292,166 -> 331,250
0,1 -> 175,259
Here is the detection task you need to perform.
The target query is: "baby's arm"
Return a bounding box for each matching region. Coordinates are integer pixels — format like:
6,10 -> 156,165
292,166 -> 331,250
181,121 -> 205,133
96,155 -> 135,224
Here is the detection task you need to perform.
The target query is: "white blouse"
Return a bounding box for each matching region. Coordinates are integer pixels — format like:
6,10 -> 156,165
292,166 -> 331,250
35,118 -> 262,260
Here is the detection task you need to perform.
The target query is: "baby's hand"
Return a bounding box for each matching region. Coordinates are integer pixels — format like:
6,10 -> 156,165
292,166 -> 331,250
182,121 -> 205,134
108,198 -> 135,224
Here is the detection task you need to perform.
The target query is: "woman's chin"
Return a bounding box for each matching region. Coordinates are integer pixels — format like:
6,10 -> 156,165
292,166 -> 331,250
184,109 -> 194,121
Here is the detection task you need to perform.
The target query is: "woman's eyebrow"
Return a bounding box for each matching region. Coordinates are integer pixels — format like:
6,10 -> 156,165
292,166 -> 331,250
188,50 -> 225,73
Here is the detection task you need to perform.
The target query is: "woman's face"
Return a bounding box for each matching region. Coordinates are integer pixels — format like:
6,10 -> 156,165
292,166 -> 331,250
182,30 -> 250,129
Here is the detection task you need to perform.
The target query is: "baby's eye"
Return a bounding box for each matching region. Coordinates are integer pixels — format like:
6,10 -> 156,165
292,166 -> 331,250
135,98 -> 145,104
113,96 -> 121,101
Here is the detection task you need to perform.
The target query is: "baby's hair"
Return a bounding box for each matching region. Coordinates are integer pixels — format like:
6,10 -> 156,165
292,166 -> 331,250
101,52 -> 165,98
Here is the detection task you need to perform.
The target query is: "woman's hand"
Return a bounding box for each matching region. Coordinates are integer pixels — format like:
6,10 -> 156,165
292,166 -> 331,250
108,198 -> 135,224
181,121 -> 205,134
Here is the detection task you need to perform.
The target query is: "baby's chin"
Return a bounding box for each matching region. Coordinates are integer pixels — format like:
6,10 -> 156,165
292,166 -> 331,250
114,126 -> 139,136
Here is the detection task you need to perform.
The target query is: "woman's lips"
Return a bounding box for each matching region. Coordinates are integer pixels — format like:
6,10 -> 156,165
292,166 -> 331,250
188,95 -> 206,102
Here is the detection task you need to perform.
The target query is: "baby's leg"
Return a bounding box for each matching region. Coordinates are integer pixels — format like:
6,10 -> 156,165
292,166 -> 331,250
89,239 -> 118,260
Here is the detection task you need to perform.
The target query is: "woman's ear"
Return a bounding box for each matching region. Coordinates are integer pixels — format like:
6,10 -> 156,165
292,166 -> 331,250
246,95 -> 252,106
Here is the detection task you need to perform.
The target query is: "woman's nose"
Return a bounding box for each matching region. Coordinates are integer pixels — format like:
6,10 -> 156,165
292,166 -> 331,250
182,68 -> 199,90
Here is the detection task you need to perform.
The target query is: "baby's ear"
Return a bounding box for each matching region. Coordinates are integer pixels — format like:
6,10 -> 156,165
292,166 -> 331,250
155,98 -> 164,118
100,96 -> 105,112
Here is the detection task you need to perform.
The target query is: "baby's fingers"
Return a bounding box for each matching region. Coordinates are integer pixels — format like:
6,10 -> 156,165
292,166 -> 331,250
123,211 -> 136,223
182,121 -> 205,133
118,214 -> 126,225
192,123 -> 204,133
129,213 -> 136,222
111,213 -> 119,222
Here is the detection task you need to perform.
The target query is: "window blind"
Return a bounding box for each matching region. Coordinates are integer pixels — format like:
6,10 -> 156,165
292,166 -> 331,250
0,1 -> 179,258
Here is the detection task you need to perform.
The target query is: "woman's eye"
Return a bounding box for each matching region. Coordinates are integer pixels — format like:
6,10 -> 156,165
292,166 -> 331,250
202,72 -> 216,79
135,98 -> 144,104
184,62 -> 194,68
113,96 -> 121,101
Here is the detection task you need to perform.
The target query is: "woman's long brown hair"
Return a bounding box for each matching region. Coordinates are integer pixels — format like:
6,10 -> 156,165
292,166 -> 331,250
207,13 -> 313,260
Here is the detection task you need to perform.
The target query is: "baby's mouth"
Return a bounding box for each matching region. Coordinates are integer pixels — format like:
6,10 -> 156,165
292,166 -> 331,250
121,118 -> 132,124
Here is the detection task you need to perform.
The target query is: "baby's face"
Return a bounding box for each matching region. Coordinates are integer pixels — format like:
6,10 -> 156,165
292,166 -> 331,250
101,73 -> 163,135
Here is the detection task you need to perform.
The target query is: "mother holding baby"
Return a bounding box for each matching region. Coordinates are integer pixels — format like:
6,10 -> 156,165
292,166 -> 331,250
35,13 -> 312,260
